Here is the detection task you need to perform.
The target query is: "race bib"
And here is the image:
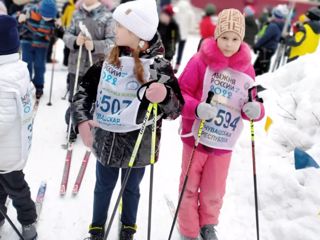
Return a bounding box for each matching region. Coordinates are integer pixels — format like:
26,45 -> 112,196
192,67 -> 254,150
94,56 -> 153,132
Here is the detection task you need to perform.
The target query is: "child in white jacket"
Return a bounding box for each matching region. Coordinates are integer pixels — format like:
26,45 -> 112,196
0,15 -> 37,240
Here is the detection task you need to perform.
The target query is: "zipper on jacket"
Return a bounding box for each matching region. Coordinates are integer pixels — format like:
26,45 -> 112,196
107,132 -> 116,165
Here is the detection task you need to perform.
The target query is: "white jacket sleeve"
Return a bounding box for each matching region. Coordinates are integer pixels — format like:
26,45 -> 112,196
0,93 -> 18,136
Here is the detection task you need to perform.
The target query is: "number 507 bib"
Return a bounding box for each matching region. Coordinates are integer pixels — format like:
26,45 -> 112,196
192,67 -> 254,150
94,56 -> 152,133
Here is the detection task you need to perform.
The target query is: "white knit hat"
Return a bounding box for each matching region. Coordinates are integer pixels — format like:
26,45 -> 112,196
113,0 -> 159,41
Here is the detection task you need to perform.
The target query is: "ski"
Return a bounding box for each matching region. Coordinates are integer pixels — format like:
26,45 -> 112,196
32,98 -> 40,120
165,195 -> 188,239
35,181 -> 47,218
164,195 -> 177,225
72,150 -> 91,195
60,143 -> 73,196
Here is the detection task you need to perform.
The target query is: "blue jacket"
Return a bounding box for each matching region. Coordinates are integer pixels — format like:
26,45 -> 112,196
255,21 -> 284,52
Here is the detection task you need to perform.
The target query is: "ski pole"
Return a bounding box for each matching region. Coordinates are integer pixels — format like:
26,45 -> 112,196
104,103 -> 154,240
168,91 -> 214,240
0,208 -> 25,240
248,86 -> 260,240
47,43 -> 57,106
88,49 -> 93,67
148,103 -> 157,240
66,44 -> 83,147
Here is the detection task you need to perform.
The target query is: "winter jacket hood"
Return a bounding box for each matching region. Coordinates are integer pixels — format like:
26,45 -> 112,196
199,37 -> 255,78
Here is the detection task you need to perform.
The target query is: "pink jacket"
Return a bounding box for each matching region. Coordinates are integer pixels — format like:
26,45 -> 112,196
178,38 -> 264,153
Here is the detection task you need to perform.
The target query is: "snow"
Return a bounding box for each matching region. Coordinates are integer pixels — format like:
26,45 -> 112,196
1,35 -> 320,240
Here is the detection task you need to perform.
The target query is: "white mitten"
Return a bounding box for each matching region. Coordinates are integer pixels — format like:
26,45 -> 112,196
242,102 -> 261,120
196,102 -> 217,120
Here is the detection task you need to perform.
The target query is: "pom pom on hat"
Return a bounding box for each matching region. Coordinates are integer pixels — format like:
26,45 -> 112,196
40,0 -> 57,19
244,5 -> 255,16
0,15 -> 20,55
204,3 -> 216,16
162,4 -> 174,16
113,0 -> 159,41
214,8 -> 245,40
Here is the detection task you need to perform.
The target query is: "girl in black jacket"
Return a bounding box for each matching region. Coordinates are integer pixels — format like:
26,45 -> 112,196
71,0 -> 184,239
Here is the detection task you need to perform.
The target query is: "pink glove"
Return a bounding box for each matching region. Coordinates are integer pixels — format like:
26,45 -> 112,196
78,120 -> 99,148
145,83 -> 167,103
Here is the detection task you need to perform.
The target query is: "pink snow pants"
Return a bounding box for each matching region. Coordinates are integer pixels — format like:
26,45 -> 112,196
178,143 -> 232,238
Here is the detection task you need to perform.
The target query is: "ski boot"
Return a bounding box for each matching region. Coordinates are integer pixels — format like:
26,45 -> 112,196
22,223 -> 37,240
200,224 -> 218,240
85,225 -> 104,240
119,224 -> 137,240
69,128 -> 77,142
35,89 -> 43,99
180,235 -> 199,240
0,219 -> 4,227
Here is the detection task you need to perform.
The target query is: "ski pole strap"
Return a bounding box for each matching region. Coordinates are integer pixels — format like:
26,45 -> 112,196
150,103 -> 157,164
128,103 -> 154,167
195,91 -> 214,146
136,80 -> 158,102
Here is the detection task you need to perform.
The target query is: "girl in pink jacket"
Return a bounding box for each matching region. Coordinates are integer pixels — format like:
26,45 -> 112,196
177,9 -> 265,240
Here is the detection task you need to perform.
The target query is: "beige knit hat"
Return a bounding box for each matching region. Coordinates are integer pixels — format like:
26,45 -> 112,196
214,8 -> 245,40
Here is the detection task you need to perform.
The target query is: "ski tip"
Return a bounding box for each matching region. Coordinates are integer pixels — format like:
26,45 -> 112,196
40,180 -> 47,186
60,186 -> 67,196
72,185 -> 79,196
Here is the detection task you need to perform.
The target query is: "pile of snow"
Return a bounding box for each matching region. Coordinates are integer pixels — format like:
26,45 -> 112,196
233,51 -> 320,240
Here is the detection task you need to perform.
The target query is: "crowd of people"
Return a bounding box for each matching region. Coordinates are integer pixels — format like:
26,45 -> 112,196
0,0 -> 319,240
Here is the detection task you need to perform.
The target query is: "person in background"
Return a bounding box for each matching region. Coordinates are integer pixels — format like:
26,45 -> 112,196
61,0 -> 78,66
177,8 -> 265,240
243,5 -> 258,49
258,5 -> 272,30
158,3 -> 180,62
173,0 -> 195,73
4,0 -> 29,16
253,4 -> 288,75
286,7 -> 320,62
0,15 -> 37,240
18,0 -> 58,99
71,1 -> 183,239
63,0 -> 114,142
198,3 -> 216,51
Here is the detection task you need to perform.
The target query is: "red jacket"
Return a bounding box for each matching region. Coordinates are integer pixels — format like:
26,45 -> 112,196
199,16 -> 216,38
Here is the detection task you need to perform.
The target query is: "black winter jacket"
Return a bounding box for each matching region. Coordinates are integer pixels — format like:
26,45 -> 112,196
158,19 -> 181,61
71,33 -> 184,168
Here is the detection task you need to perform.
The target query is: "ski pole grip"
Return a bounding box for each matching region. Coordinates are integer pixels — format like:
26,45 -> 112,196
206,91 -> 214,104
248,86 -> 255,102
